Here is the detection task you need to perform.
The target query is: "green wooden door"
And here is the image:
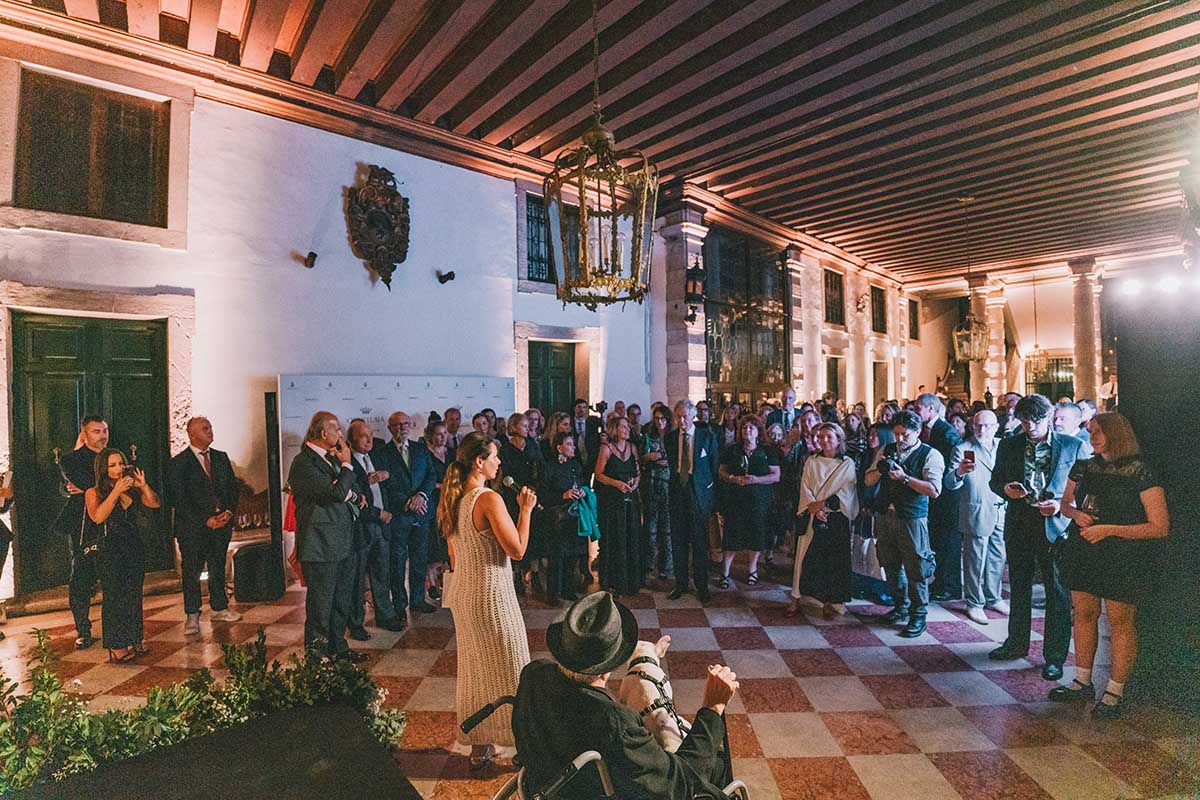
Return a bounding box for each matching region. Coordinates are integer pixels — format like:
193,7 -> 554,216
528,341 -> 575,416
10,312 -> 171,595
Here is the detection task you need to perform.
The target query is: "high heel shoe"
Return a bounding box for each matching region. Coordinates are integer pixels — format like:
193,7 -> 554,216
108,647 -> 137,664
785,599 -> 801,617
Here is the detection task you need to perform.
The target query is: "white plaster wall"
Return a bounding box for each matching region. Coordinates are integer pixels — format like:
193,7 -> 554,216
1004,280 -> 1074,352
905,296 -> 957,397
0,98 -> 649,490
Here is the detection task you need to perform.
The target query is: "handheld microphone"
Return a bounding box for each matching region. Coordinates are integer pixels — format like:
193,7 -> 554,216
501,476 -> 543,510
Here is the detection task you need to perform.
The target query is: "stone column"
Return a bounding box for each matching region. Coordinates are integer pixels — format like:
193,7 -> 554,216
965,275 -> 1007,402
1069,257 -> 1101,402
783,246 -> 806,392
659,206 -> 709,404
798,253 -> 825,401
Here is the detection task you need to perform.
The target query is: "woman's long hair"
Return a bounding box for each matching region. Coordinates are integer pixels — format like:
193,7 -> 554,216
93,447 -> 127,498
436,432 -> 493,539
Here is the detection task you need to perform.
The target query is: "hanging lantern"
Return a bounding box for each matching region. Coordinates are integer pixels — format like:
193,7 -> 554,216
952,194 -> 988,361
684,255 -> 706,322
543,0 -> 657,312
1025,273 -> 1049,380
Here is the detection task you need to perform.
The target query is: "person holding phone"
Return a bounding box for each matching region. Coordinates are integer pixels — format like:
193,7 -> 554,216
287,411 -> 368,662
85,448 -> 161,662
944,410 -> 1007,625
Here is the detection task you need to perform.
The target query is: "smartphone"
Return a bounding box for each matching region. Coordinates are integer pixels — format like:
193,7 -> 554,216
963,450 -> 975,465
123,464 -> 138,479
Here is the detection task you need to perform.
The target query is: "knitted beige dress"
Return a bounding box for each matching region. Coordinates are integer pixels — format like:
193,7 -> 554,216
447,486 -> 530,746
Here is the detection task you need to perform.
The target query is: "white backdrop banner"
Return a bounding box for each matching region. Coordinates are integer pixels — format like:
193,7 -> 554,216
277,373 -> 515,486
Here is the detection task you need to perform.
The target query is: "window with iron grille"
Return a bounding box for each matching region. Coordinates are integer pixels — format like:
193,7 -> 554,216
15,70 -> 170,228
823,269 -> 845,326
870,285 -> 887,334
525,194 -> 579,283
908,298 -> 920,340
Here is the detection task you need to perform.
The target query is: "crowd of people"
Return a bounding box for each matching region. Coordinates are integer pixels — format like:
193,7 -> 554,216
44,373 -> 1167,787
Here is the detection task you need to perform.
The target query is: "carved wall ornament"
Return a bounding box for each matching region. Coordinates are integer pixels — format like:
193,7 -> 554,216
347,166 -> 411,289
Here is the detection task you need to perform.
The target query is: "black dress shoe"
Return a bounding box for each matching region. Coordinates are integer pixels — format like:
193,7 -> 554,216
75,634 -> 96,650
338,650 -> 369,665
348,626 -> 371,642
411,602 -> 437,614
427,585 -> 441,600
930,591 -> 961,602
1041,663 -> 1064,681
1091,694 -> 1124,720
989,642 -> 1029,660
667,587 -> 686,601
899,617 -> 927,638
376,617 -> 406,632
1048,681 -> 1095,703
880,607 -> 908,624
696,590 -> 712,604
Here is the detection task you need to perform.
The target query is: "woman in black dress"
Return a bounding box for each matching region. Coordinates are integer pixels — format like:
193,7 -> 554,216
594,415 -> 642,595
500,413 -> 545,596
717,415 -> 780,589
1051,412 -> 1169,719
538,431 -> 586,605
420,419 -> 451,600
85,448 -> 161,662
791,423 -> 858,618
640,407 -> 673,581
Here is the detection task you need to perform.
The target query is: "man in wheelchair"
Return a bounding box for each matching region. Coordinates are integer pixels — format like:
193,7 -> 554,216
513,592 -> 740,799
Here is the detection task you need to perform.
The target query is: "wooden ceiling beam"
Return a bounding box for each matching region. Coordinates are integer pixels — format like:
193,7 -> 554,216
186,0 -> 222,55
62,0 -> 100,23
526,0 -> 791,158
124,0 -> 160,39
374,0 -> 491,112
412,0 -> 569,125
335,0 -> 430,100
289,0 -> 372,85
483,0 -> 711,148
239,0 -> 291,71
449,0 -> 639,137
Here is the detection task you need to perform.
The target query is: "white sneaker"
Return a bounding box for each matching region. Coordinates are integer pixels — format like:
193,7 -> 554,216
965,606 -> 990,625
988,600 -> 1011,616
211,609 -> 242,622
184,613 -> 201,636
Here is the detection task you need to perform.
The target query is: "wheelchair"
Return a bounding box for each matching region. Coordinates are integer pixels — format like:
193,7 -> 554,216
461,696 -> 750,800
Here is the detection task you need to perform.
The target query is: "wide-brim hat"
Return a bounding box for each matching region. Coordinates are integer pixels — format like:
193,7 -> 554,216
546,591 -> 638,675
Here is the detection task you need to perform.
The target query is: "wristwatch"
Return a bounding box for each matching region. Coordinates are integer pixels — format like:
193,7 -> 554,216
901,475 -> 910,486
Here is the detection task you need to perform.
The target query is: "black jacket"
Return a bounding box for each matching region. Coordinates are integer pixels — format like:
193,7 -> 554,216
513,660 -> 728,800
170,447 -> 238,538
287,446 -> 359,563
663,426 -> 719,515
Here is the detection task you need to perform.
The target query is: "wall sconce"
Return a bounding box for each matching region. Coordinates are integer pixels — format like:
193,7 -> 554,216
684,255 -> 706,323
436,270 -> 455,284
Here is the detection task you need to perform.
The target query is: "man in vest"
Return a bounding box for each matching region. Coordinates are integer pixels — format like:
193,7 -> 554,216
864,410 -> 945,637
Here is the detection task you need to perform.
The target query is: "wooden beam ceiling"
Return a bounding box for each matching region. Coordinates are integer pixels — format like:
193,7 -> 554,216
11,0 -> 1198,279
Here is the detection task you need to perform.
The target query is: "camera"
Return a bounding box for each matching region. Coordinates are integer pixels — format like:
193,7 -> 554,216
879,457 -> 901,476
593,400 -> 608,415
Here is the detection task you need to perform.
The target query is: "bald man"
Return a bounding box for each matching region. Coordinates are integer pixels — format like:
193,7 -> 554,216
943,411 -> 1008,625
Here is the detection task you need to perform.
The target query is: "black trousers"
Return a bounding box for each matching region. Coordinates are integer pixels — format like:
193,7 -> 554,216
68,529 -> 99,637
930,495 -> 963,597
178,526 -> 233,615
669,484 -> 710,592
301,556 -> 355,655
388,522 -> 429,611
365,522 -> 397,624
349,522 -> 381,629
1005,515 -> 1072,665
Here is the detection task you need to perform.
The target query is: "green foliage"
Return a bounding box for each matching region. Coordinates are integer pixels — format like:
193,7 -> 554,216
0,629 -> 405,793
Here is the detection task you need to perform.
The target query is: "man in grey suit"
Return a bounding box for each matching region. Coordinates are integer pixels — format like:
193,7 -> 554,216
944,410 -> 1008,625
287,411 -> 368,663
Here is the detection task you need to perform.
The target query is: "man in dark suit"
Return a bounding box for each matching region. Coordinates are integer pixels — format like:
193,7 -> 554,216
170,416 -> 241,637
286,411 -> 367,663
373,411 -> 437,616
571,398 -> 603,482
913,393 -> 963,601
513,592 -> 738,800
988,393 -> 1085,681
346,419 -> 402,637
59,415 -> 109,649
664,399 -> 719,602
765,386 -> 799,432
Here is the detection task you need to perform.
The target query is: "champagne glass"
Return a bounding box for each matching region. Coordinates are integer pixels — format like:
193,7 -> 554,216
253,513 -> 263,528
1079,492 -> 1099,517
237,514 -> 248,530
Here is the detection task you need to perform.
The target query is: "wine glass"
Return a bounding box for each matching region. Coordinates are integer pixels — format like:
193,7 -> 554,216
252,513 -> 263,528
1027,470 -> 1046,502
237,514 -> 248,530
1079,492 -> 1099,517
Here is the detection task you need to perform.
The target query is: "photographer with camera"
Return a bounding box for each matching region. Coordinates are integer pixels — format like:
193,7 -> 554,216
84,447 -> 161,663
864,410 -> 944,637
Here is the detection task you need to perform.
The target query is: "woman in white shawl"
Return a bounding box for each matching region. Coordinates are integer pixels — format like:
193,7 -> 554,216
788,422 -> 860,618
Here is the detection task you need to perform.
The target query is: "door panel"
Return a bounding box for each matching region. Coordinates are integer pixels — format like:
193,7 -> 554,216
528,341 -> 575,417
11,313 -> 170,595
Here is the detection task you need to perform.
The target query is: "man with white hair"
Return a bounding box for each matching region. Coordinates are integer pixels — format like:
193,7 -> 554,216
944,410 -> 1008,624
912,393 -> 963,601
664,400 -> 719,602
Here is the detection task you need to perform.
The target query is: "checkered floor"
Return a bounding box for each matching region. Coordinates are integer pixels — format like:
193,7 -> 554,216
1,568 -> 1196,799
